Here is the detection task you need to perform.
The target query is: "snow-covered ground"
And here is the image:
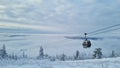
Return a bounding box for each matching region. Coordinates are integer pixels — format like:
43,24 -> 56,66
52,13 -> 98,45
1,57 -> 120,68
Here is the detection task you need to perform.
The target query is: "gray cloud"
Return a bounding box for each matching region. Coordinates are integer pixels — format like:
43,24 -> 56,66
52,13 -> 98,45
0,0 -> 120,34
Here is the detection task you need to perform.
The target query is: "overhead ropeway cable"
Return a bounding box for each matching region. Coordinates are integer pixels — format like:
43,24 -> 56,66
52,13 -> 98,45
87,24 -> 120,36
89,27 -> 120,36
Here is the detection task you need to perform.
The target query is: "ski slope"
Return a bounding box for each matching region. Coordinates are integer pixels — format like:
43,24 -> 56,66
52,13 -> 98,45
1,57 -> 120,68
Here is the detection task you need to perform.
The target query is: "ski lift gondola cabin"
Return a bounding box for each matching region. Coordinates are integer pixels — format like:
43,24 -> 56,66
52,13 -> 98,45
82,33 -> 91,48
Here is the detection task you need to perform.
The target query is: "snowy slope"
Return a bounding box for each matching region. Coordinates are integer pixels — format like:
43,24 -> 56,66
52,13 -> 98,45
1,57 -> 120,68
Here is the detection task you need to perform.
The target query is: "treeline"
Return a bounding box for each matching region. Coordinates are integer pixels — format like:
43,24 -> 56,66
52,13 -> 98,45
0,45 -> 119,61
35,46 -> 120,61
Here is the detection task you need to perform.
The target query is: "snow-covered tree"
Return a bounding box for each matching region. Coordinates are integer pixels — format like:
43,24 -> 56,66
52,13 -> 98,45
93,48 -> 103,59
74,50 -> 80,60
49,56 -> 56,61
0,44 -> 8,59
37,46 -> 44,59
12,53 -> 18,60
60,53 -> 66,61
110,50 -> 116,57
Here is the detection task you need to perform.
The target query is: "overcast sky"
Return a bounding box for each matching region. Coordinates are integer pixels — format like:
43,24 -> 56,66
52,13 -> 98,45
0,0 -> 120,57
0,0 -> 120,35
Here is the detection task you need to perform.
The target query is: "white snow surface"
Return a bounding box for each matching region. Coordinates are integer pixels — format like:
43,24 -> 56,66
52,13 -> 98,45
1,57 -> 120,68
